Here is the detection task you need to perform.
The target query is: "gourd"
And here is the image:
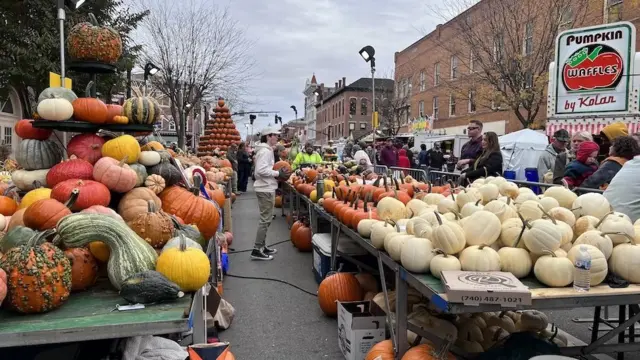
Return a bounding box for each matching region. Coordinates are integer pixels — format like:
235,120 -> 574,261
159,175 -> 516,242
36,97 -> 74,121
11,169 -> 49,191
431,212 -> 466,255
156,233 -> 210,292
138,151 -> 162,166
498,246 -> 532,278
0,226 -> 38,253
609,241 -> 640,283
72,82 -> 108,124
567,244 -> 607,286
15,119 -> 52,140
129,163 -> 148,187
462,210 -> 501,246
533,250 -> 574,287
521,214 -> 562,255
145,174 -> 166,194
118,187 -> 162,222
572,192 -> 611,219
106,104 -> 123,123
515,192 -> 538,206
127,200 -> 175,248
459,245 -> 501,271
93,156 -> 137,193
101,135 -> 140,164
64,247 -> 99,291
123,95 -> 162,125
54,213 -> 158,290
15,139 -> 63,170
437,195 -> 458,214
574,230 -> 614,259
430,249 -> 462,279
67,13 -> 123,64
119,270 -> 184,304
376,196 -> 407,222
149,159 -> 183,186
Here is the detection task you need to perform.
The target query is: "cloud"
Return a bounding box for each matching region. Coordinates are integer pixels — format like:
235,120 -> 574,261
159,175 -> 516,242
226,0 -> 445,137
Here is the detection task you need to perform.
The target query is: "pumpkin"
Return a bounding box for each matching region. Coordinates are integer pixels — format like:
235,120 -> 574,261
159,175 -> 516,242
401,344 -> 455,360
533,250 -> 574,287
162,233 -> 203,252
101,135 -> 140,164
67,133 -> 105,164
460,244 -> 501,271
365,340 -> 394,360
6,209 -> 26,230
19,187 -> 52,209
15,119 -> 52,140
317,272 -> 363,317
118,187 -> 162,222
106,104 -> 123,122
521,215 -> 562,255
159,177 -> 220,240
141,141 -> 165,151
597,213 -> 635,246
11,169 -> 50,191
123,96 -> 162,125
64,247 -> 99,291
67,13 -> 123,64
539,196 -> 560,212
149,159 -> 183,186
72,82 -> 109,124
89,242 -> 110,263
129,163 -> 148,187
0,268 -> 6,306
38,87 -> 77,104
498,247 -> 532,278
400,236 -> 434,273
23,188 -> 79,231
156,233 -> 210,292
0,196 -> 17,216
0,226 -> 38,253
431,212 -> 466,254
52,179 -> 111,211
46,155 -> 94,187
548,207 -> 576,227
145,174 -> 166,194
462,210 -> 501,246
127,200 -> 175,248
567,244 -> 607,286
36,97 -> 74,121
609,242 -> 640,283
430,249 -> 462,279
376,196 -> 407,222
273,160 -> 291,172
0,229 -> 71,313
111,115 -> 129,124
15,139 -> 63,170
139,151 -> 162,166
93,156 -> 137,193
293,220 -> 313,251
170,216 -> 206,247
81,205 -> 123,220
572,193 -> 611,219
55,213 -> 157,290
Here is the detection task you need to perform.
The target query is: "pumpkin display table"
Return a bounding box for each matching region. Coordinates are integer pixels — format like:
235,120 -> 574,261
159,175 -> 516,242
0,280 -> 192,348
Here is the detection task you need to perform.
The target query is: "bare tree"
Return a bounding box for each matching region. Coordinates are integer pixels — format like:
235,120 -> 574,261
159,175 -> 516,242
137,0 -> 256,149
430,0 -> 586,129
377,67 -> 417,136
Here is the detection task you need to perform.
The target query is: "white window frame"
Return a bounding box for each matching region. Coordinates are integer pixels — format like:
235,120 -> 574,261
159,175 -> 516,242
432,96 -> 439,120
449,94 -> 456,117
450,55 -> 459,79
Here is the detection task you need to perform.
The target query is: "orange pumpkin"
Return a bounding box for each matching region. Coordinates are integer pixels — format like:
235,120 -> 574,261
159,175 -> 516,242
105,104 -> 123,122
293,222 -> 312,251
317,272 -> 363,317
64,247 -> 99,291
401,344 -> 456,360
0,195 -> 18,216
366,340 -> 395,360
274,195 -> 282,208
111,115 -> 129,124
89,241 -> 110,262
72,82 -> 109,124
273,160 -> 291,173
23,189 -> 79,231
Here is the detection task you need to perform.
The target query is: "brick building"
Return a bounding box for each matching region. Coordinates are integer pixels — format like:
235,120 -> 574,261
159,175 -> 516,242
394,0 -> 640,136
315,77 -> 394,146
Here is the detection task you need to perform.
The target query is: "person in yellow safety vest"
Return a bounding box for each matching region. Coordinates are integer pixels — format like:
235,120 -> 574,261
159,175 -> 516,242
292,142 -> 322,169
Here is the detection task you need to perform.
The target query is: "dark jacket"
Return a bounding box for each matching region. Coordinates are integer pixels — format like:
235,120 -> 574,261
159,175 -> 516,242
581,157 -> 627,189
552,151 -> 569,185
237,149 -> 251,171
463,151 -> 503,183
564,160 -> 598,188
426,149 -> 446,170
460,137 -> 483,161
379,146 -> 398,167
418,150 -> 428,165
405,149 -> 414,167
227,149 -> 238,172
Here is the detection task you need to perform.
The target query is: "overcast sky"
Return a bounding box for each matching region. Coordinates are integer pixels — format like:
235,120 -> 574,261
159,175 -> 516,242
225,0 -> 446,137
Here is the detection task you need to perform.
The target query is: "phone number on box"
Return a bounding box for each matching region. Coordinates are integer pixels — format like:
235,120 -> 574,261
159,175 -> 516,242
461,295 -> 524,303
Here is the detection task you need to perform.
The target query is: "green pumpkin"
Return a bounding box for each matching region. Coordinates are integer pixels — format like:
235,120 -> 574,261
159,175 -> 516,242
171,217 -> 206,247
129,163 -> 148,187
38,87 -> 78,104
0,226 -> 39,253
122,96 -> 162,125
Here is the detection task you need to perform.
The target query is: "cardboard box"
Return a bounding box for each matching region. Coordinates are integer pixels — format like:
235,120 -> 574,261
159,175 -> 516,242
441,270 -> 532,307
337,301 -> 386,360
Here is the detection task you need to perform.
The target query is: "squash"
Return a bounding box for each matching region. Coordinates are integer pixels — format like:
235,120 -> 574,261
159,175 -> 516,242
106,104 -> 123,123
485,311 -> 517,333
567,244 -> 607,286
23,189 -> 79,231
64,247 -> 99,291
145,174 -> 166,194
431,212 -> 466,255
54,213 -> 158,290
0,196 -> 17,216
101,135 -> 140,164
67,133 -> 105,165
129,163 -> 148,187
119,270 -> 184,304
156,232 -> 210,292
574,215 -> 600,238
93,156 -> 137,193
459,245 -> 501,271
365,340 -> 394,360
15,119 -> 52,140
127,200 -> 175,248
572,193 -> 611,219
455,188 -> 482,209
15,139 -> 63,170
123,96 -> 162,125
149,159 -> 183,186
533,250 -> 574,287
462,210 -> 501,246
46,155 -> 94,187
138,151 -> 162,166
11,169 -> 50,191
430,249 -> 462,279
484,199 -> 518,223
118,187 -> 162,222
498,247 -> 532,278
36,96 -> 74,121
6,209 -> 26,230
400,237 -> 434,273
574,230 -> 614,260
0,226 -> 38,253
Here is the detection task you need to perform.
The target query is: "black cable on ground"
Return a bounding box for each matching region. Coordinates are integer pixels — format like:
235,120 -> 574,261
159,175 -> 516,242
227,239 -> 291,254
225,273 -> 318,297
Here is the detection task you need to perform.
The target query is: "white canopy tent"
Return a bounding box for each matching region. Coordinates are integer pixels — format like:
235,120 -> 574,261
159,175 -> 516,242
499,129 -> 549,180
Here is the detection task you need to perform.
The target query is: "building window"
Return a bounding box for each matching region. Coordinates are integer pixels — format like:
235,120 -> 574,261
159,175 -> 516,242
450,55 -> 459,79
3,127 -> 11,145
0,97 -> 13,114
420,70 -> 425,91
419,100 -> 425,117
449,95 -> 456,116
523,22 -> 533,56
469,52 -> 476,73
169,120 -> 176,131
524,71 -> 534,89
349,98 -> 357,116
432,96 -> 439,120
361,98 -> 368,115
349,122 -> 355,131
360,122 -> 366,130
434,63 -> 440,85
468,91 -> 476,113
494,34 -> 504,62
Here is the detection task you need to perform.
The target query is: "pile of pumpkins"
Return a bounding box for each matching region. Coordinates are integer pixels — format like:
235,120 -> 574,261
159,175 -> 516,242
0,117 -> 228,314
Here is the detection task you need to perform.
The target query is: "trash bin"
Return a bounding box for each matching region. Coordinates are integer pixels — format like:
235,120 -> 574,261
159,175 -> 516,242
503,170 -> 516,180
524,167 -> 541,194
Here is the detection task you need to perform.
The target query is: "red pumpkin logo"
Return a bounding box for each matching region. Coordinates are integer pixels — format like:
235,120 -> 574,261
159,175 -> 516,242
562,44 -> 623,92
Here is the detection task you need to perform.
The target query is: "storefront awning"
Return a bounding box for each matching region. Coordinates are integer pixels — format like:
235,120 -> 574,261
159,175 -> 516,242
545,117 -> 640,136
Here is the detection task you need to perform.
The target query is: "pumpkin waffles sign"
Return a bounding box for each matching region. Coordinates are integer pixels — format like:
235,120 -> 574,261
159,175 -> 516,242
554,22 -> 635,116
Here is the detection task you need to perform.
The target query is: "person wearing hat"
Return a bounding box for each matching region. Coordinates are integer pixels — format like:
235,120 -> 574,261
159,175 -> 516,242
251,125 -> 290,261
537,129 -> 569,182
292,141 -> 323,170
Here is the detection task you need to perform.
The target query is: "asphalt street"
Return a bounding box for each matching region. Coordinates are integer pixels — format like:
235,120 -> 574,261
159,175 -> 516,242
220,184 -> 638,360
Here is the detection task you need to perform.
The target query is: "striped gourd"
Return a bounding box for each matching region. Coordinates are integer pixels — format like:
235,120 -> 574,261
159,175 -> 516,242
55,213 -> 158,290
123,96 -> 162,125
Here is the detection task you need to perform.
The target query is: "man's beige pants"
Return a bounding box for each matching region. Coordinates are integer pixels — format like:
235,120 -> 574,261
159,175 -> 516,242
254,191 -> 275,249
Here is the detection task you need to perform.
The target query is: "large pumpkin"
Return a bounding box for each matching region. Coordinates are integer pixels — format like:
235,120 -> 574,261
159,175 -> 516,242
0,229 -> 72,313
15,139 -> 63,170
51,179 -> 111,211
122,96 -> 162,125
15,119 -> 52,140
118,187 -> 162,222
156,233 -> 210,292
127,200 -> 175,248
101,135 -> 140,164
46,156 -> 94,187
317,272 -> 363,317
159,177 -> 220,240
23,189 -> 79,231
67,13 -> 123,64
93,157 -> 137,193
72,82 -> 108,124
67,133 -> 105,165
64,247 -> 99,291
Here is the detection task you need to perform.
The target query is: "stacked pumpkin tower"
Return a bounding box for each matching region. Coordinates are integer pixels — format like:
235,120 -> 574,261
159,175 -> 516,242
197,98 -> 241,156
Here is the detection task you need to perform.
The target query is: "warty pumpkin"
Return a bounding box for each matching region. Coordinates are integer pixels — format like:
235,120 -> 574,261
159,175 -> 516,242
64,247 -> 99,291
101,135 -> 140,164
0,229 -> 72,313
155,233 -> 210,292
23,188 -> 79,231
128,200 -> 175,248
67,13 -> 123,64
93,156 -> 137,193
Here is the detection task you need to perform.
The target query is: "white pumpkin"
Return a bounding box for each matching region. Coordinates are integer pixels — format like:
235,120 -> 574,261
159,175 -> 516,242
386,234 -> 412,261
597,213 -> 635,245
460,245 -> 501,271
548,207 -> 576,227
460,200 -> 484,218
437,196 -> 458,214
572,193 -> 611,219
376,197 -> 407,222
400,237 -> 434,273
519,200 -> 544,221
430,250 -> 462,279
431,212 -> 466,254
538,196 -> 560,212
518,187 -> 535,195
455,188 -> 482,209
418,211 -> 443,227
574,230 -> 614,260
498,247 -> 532,278
567,244 -> 608,286
498,181 -> 519,199
612,212 -> 632,223
515,192 -> 538,207
522,218 -> 562,255
406,199 -> 430,218
406,217 -> 425,235
423,193 -> 445,205
483,199 -> 518,223
462,210 -> 501,246
534,251 -> 574,287
517,310 -> 549,332
383,231 -> 407,252
574,215 -> 600,239
485,312 -> 517,333
370,221 -> 397,249
554,220 -> 574,245
499,217 -> 527,248
138,151 -> 162,166
11,169 -> 50,191
543,186 -> 577,209
530,248 -> 567,265
37,97 -> 74,121
478,183 -> 500,204
609,243 -> 640,283
634,218 -> 640,244
357,219 -> 382,238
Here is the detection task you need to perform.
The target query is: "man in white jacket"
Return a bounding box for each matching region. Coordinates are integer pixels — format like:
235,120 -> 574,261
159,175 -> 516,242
251,125 -> 290,260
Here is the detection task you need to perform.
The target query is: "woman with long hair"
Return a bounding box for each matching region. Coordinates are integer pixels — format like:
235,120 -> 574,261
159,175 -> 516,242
460,131 -> 503,184
237,142 -> 251,193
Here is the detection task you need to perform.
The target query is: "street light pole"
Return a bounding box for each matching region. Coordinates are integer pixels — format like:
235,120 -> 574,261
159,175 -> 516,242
359,45 -> 377,165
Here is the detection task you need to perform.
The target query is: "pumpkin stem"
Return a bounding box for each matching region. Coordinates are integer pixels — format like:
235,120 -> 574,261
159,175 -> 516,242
602,231 -> 635,243
85,81 -> 95,98
475,199 -> 482,206
363,193 -> 370,213
32,180 -> 43,189
433,211 -> 443,225
537,205 -> 557,225
178,233 -> 188,252
343,189 -> 352,204
451,210 -> 461,220
393,178 -> 401,191
517,212 -> 531,229
499,311 -> 507,318
147,200 -> 157,213
478,244 -> 486,250
427,181 -> 432,194
118,156 -> 129,167
24,229 -> 56,253
507,197 -> 512,205
191,173 -> 203,196
87,13 -> 99,26
541,249 -> 557,257
432,248 -> 447,257
595,211 -> 614,228
64,188 -> 80,210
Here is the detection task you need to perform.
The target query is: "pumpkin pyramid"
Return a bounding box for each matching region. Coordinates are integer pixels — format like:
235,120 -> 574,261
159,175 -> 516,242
197,98 -> 241,156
